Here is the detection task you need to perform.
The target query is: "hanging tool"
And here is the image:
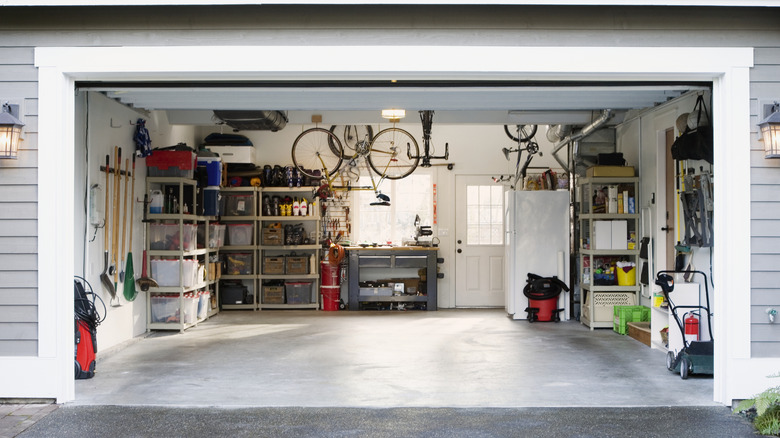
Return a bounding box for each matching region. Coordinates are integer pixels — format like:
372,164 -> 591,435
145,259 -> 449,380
110,147 -> 122,307
99,154 -> 115,298
136,195 -> 159,291
119,157 -> 129,282
123,154 -> 137,301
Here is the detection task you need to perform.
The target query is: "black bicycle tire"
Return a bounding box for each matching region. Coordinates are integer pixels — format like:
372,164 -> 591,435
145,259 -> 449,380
329,125 -> 374,158
292,127 -> 343,178
504,124 -> 538,143
368,127 -> 419,180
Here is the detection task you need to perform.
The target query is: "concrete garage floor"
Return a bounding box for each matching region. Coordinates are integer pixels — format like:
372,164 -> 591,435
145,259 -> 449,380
73,309 -> 714,408
15,309 -> 760,437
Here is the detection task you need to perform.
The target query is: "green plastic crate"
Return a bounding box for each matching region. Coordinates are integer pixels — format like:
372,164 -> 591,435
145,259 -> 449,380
613,305 -> 650,335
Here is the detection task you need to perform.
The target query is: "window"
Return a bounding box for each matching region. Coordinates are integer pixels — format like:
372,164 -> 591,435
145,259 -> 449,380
353,172 -> 433,245
466,185 -> 503,245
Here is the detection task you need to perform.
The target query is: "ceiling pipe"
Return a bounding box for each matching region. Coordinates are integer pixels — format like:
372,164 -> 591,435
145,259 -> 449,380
551,109 -> 614,172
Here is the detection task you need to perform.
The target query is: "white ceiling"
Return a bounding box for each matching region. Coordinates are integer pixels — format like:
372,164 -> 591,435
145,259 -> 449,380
90,83 -> 707,126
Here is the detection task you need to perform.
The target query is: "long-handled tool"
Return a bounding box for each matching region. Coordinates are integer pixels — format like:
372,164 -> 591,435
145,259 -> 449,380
110,146 -> 122,307
136,194 -> 159,291
99,154 -> 115,297
119,157 -> 129,282
123,155 -> 137,301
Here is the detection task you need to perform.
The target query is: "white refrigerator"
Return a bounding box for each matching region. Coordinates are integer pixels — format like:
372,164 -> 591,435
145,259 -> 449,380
505,190 -> 570,320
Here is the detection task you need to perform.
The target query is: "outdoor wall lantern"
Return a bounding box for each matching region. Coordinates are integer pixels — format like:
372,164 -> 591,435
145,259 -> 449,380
0,102 -> 24,159
758,102 -> 780,159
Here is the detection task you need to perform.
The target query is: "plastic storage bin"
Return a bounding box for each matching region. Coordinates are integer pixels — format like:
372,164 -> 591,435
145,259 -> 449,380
197,291 -> 211,319
225,252 -> 253,275
150,259 -> 199,287
224,193 -> 254,216
198,223 -> 226,248
150,294 -> 198,324
228,223 -> 253,246
149,223 -> 198,251
613,305 -> 650,335
285,282 -> 312,304
146,150 -> 197,178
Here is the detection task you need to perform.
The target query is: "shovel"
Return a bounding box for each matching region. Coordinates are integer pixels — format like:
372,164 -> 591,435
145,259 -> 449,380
110,146 -> 122,307
123,155 -> 137,301
99,154 -> 115,297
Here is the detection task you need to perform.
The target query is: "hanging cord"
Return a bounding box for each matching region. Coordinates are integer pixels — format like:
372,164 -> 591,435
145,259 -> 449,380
328,243 -> 345,266
74,276 -> 106,329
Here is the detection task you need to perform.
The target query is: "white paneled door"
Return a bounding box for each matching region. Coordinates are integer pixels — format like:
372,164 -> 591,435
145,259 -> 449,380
455,175 -> 505,307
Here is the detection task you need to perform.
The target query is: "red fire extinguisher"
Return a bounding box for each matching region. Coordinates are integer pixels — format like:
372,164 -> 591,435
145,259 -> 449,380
684,312 -> 699,343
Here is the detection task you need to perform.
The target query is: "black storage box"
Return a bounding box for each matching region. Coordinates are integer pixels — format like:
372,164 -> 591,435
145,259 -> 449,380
221,283 -> 246,305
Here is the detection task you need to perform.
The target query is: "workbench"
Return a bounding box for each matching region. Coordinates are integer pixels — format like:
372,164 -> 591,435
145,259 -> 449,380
346,246 -> 439,311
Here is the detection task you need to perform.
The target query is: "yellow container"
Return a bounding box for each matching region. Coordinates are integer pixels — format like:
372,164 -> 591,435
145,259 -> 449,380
617,266 -> 636,286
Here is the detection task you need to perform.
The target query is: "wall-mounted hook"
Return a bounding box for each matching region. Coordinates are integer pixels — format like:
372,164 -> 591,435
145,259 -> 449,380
110,118 -> 122,128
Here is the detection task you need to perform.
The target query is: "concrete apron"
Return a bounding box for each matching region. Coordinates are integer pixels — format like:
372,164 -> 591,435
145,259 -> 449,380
74,309 -> 714,408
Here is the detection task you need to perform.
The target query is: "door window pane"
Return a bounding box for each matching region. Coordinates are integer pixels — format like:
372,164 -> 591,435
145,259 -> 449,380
466,185 -> 504,245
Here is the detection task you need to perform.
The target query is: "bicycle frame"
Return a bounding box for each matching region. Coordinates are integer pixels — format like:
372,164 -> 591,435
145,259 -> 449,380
317,139 -> 388,200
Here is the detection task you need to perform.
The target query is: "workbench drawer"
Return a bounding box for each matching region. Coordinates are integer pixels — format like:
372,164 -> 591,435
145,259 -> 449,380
358,256 -> 392,267
394,255 -> 428,268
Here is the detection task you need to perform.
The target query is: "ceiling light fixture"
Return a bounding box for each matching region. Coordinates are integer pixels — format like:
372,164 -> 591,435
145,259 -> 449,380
381,109 -> 406,123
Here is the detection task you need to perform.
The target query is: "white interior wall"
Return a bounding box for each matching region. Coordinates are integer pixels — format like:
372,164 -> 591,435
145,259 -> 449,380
76,92 -> 198,352
196,122 -> 567,309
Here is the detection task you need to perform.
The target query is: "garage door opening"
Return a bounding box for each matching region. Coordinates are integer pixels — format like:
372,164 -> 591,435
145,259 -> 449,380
34,45 -> 752,404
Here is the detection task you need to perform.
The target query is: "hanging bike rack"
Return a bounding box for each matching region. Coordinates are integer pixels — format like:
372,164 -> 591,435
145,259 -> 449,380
408,110 -> 449,167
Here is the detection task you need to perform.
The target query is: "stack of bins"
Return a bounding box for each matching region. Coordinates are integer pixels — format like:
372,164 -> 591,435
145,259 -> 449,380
198,156 -> 222,216
320,260 -> 340,311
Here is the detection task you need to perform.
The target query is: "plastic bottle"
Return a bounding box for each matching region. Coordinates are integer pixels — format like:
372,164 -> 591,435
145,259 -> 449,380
300,198 -> 308,216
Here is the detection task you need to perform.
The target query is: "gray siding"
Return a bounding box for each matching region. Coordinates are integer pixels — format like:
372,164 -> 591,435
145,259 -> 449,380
0,46 -> 38,357
750,47 -> 780,357
0,5 -> 779,357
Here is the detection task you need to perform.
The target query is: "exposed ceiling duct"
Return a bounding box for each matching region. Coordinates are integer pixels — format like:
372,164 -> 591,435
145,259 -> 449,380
212,110 -> 288,131
550,109 -> 614,172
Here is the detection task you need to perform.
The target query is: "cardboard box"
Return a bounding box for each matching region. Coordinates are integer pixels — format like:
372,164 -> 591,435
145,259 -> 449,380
593,221 -> 612,250
611,220 -> 628,250
627,321 -> 652,346
586,166 -> 635,177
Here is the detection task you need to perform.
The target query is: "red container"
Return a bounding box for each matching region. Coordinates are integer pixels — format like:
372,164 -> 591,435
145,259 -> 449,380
146,150 -> 196,178
320,261 -> 340,286
321,285 -> 340,311
527,298 -> 561,322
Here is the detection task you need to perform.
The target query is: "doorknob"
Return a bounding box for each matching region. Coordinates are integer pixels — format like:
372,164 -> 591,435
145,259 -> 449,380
457,240 -> 462,244
661,226 -> 673,233
457,249 -> 462,253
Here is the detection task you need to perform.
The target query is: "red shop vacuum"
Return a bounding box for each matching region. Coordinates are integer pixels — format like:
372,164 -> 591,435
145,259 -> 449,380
523,273 -> 569,322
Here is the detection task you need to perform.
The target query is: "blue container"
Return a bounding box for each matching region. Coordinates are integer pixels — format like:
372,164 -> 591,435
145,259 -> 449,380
197,156 -> 222,187
203,186 -> 221,216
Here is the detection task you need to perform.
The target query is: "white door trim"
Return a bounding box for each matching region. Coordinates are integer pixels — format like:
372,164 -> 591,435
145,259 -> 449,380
29,45 -> 753,404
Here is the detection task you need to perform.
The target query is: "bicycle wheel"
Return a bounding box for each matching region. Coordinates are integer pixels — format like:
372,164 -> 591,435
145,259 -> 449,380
368,127 -> 419,180
292,127 -> 343,178
504,124 -> 538,143
329,125 -> 374,158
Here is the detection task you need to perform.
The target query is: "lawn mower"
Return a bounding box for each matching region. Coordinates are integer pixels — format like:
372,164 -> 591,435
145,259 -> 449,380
655,270 -> 713,379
